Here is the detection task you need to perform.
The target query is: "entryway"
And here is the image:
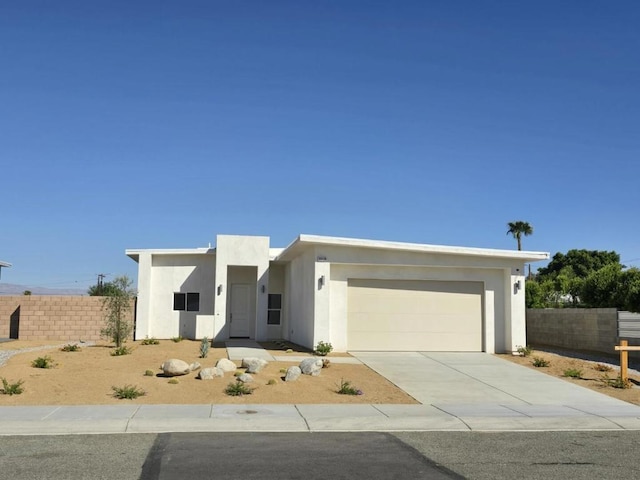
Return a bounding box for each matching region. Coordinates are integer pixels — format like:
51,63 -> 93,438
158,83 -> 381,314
229,283 -> 252,337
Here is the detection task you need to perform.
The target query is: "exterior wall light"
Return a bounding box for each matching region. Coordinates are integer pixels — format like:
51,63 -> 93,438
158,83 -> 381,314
261,285 -> 266,294
217,284 -> 223,296
319,275 -> 325,287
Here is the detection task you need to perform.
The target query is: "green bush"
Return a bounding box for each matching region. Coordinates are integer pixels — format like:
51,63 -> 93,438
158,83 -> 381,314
0,378 -> 24,396
171,336 -> 183,343
140,337 -> 160,345
199,337 -> 210,358
314,341 -> 333,356
31,356 -> 55,369
266,379 -> 277,385
60,344 -> 81,352
112,385 -> 146,399
531,357 -> 550,368
600,374 -> 633,389
144,370 -> 155,377
168,378 -> 179,384
111,346 -> 133,356
516,345 -> 533,357
225,381 -> 254,396
337,378 -> 363,396
563,368 -> 582,378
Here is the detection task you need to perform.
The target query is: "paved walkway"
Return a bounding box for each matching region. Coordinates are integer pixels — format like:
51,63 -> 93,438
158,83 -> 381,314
2,351 -> 640,435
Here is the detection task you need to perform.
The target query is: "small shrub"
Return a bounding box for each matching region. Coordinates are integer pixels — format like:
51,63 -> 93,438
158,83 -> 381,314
600,374 -> 633,389
314,341 -> 333,356
111,346 -> 132,356
171,336 -> 183,343
60,344 -> 81,352
563,368 -> 582,378
267,379 -> 277,385
112,385 -> 146,399
144,370 -> 155,377
234,371 -> 243,377
140,337 -> 160,345
516,345 -> 533,357
199,337 -> 209,358
322,359 -> 331,368
168,378 -> 179,384
531,357 -> 550,367
31,355 -> 55,369
337,378 -> 363,396
279,368 -> 287,374
1,378 -> 24,396
593,363 -> 613,372
225,381 -> 254,396
286,348 -> 293,353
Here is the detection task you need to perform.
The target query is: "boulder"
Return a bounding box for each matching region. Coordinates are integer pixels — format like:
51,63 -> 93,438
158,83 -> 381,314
237,373 -> 254,384
190,362 -> 201,371
242,357 -> 268,373
284,366 -> 301,382
216,358 -> 238,373
198,367 -> 224,380
300,358 -> 323,376
161,359 -> 191,377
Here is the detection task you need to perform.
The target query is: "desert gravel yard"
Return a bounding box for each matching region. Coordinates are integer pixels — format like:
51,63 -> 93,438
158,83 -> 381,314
0,340 -> 417,405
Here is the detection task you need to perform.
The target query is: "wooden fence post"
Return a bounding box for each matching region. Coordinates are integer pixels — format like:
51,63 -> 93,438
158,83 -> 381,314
620,339 -> 629,382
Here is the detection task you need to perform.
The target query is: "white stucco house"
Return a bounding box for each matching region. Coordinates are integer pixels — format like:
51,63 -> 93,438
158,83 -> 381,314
126,234 -> 548,353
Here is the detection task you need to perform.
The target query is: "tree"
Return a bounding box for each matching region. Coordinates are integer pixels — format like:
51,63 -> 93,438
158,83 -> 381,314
23,290 -> 32,295
88,281 -> 121,296
537,250 -> 620,279
506,221 -> 533,251
100,276 -> 135,348
581,263 -> 624,308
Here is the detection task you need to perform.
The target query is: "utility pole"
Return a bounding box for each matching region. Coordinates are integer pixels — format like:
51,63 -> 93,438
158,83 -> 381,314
97,273 -> 107,295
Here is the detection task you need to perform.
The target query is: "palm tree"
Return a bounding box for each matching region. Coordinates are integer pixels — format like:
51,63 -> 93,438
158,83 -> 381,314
507,221 -> 533,251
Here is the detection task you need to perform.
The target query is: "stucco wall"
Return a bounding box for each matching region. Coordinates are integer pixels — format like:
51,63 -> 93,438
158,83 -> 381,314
526,308 -> 623,355
0,296 -> 134,341
285,249 -> 316,349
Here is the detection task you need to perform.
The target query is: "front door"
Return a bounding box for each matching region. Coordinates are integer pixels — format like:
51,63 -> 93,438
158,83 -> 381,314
230,284 -> 251,337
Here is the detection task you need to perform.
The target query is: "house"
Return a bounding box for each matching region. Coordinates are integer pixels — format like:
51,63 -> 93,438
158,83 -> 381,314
0,260 -> 11,280
126,234 -> 548,353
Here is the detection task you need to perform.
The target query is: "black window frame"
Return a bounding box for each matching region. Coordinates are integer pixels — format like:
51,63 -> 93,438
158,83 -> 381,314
267,293 -> 282,325
173,292 -> 200,312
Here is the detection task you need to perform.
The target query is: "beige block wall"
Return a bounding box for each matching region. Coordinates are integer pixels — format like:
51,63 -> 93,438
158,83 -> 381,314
0,296 -> 135,342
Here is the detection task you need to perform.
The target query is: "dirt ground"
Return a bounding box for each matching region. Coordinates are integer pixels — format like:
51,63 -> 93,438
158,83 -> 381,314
0,340 -> 417,405
498,347 -> 640,406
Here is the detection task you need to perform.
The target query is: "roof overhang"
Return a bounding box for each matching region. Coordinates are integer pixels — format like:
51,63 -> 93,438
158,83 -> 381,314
0,261 -> 11,268
126,248 -> 215,263
276,234 -> 549,263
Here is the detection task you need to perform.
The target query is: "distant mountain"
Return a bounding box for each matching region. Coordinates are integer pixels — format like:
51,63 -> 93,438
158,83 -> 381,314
0,283 -> 87,296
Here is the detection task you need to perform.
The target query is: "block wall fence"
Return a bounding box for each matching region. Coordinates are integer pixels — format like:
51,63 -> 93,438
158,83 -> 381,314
0,296 -> 135,342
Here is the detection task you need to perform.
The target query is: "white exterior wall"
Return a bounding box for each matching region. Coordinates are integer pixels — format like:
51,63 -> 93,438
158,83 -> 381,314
285,249 -> 316,348
145,254 -> 215,339
214,235 -> 270,341
134,252 -> 153,340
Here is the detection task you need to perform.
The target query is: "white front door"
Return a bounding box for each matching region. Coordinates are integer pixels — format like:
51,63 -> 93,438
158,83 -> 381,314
230,284 -> 252,337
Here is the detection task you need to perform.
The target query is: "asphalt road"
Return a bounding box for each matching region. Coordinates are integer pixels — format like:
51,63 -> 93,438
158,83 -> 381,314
1,431 -> 640,479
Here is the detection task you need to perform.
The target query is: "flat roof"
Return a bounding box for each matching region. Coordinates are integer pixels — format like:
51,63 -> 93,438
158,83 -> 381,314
126,248 -> 285,262
0,261 -> 11,268
276,234 -> 550,262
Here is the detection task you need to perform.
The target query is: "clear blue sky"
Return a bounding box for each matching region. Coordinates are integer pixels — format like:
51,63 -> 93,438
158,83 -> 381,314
2,1 -> 639,291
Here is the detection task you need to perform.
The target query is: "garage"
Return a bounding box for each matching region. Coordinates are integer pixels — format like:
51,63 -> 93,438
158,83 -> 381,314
347,279 -> 484,351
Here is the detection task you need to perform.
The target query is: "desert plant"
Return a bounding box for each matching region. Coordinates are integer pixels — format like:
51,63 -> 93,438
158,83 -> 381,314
168,378 -> 179,384
144,370 -> 155,377
31,355 -> 55,369
531,357 -> 550,367
140,337 -> 160,345
199,337 -> 210,358
266,379 -> 277,385
279,368 -> 287,374
600,374 -> 633,389
322,359 -> 331,368
225,381 -> 253,396
563,368 -> 582,378
593,363 -> 613,372
1,378 -> 24,396
60,344 -> 81,352
112,384 -> 146,399
171,336 -> 183,343
337,378 -> 363,395
286,348 -> 293,353
111,346 -> 132,356
314,341 -> 333,356
100,275 -> 135,348
516,345 -> 533,357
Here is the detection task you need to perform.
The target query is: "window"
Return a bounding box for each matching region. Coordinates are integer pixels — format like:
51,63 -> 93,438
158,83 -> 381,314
267,293 -> 282,325
173,292 -> 200,312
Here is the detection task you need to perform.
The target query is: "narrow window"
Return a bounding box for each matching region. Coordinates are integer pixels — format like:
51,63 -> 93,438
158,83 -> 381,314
186,292 -> 200,312
173,293 -> 186,311
267,293 -> 282,325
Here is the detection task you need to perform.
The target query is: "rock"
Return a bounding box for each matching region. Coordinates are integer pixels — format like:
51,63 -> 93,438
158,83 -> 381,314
190,362 -> 201,371
284,366 -> 301,382
216,358 -> 238,373
242,357 -> 268,373
198,367 -> 224,380
300,357 -> 323,376
161,359 -> 191,377
237,373 -> 254,383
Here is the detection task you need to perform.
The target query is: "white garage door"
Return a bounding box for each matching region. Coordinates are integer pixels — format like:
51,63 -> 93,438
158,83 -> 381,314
347,279 -> 483,351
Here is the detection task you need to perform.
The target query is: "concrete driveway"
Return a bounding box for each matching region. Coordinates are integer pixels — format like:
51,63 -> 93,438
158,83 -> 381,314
351,352 -> 640,421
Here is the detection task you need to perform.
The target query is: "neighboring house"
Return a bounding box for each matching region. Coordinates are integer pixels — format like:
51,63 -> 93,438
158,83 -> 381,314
127,234 -> 548,353
0,260 -> 11,280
